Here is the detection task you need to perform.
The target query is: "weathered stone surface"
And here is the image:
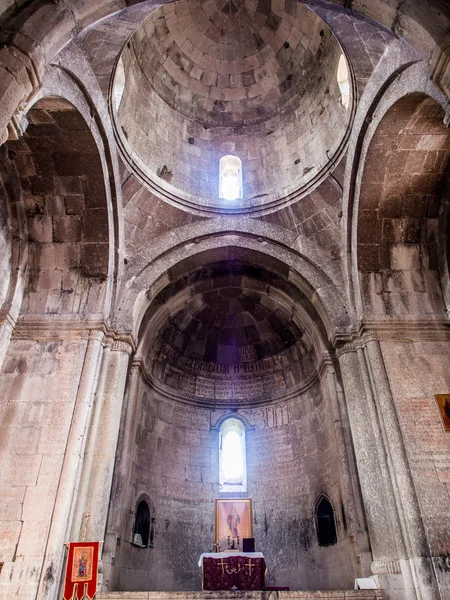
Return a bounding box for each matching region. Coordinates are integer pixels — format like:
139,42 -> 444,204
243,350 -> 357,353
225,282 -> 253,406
0,2 -> 449,600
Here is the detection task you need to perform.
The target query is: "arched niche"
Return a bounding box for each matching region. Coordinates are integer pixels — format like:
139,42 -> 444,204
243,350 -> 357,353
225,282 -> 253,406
4,97 -> 112,317
315,495 -> 337,547
219,416 -> 247,493
106,245 -> 368,593
356,93 -> 450,318
133,499 -> 150,547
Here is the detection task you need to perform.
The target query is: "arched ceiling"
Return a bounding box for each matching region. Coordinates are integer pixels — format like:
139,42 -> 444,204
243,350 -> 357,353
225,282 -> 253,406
357,94 -> 450,318
113,0 -> 352,215
139,257 -> 323,406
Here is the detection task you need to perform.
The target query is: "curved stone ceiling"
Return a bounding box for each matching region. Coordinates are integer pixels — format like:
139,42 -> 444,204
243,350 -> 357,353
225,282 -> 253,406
140,260 -> 320,406
113,0 -> 352,215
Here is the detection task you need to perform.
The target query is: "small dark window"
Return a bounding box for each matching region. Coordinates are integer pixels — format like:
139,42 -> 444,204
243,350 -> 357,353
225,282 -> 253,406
133,501 -> 150,547
316,497 -> 337,546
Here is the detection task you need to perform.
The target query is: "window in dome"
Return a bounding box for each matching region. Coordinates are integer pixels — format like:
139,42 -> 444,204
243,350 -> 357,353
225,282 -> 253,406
337,54 -> 350,110
219,155 -> 243,201
113,57 -> 126,112
219,417 -> 247,493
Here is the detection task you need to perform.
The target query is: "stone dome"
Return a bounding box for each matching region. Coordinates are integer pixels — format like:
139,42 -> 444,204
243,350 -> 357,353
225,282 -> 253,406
140,258 -> 319,406
113,0 -> 352,215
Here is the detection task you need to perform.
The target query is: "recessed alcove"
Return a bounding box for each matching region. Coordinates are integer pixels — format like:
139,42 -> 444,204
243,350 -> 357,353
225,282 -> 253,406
106,249 -> 365,591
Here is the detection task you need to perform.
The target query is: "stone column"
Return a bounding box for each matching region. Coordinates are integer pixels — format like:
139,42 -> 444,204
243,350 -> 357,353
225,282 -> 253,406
102,354 -> 143,589
0,311 -> 15,368
36,329 -> 105,600
69,339 -> 113,542
363,337 -> 439,600
107,354 -> 143,533
319,355 -> 371,576
336,343 -> 408,600
71,337 -> 133,590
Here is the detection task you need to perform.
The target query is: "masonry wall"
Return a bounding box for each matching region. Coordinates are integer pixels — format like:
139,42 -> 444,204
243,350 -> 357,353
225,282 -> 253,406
0,337 -> 88,598
380,338 -> 450,597
109,375 -> 358,591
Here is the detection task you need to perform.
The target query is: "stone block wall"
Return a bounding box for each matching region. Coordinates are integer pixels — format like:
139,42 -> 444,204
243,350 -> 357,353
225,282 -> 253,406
6,98 -> 110,316
0,337 -> 89,598
116,2 -> 348,212
380,338 -> 450,597
109,376 -> 358,591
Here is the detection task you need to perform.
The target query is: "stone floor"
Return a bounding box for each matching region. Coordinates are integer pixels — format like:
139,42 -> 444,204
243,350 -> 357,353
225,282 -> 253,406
97,591 -> 382,600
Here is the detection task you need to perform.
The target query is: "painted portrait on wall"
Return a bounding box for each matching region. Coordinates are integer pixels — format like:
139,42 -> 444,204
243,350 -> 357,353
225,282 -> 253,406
435,394 -> 450,431
215,499 -> 252,548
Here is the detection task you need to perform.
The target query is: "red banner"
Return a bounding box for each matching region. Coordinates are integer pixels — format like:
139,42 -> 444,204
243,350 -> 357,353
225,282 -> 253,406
63,542 -> 100,600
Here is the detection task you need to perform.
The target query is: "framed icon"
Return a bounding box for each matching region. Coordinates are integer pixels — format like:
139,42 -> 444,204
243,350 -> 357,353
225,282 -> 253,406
215,499 -> 252,547
435,395 -> 450,431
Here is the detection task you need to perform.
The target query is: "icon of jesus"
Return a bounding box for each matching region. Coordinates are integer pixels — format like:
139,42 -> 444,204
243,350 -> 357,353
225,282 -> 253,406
227,506 -> 240,538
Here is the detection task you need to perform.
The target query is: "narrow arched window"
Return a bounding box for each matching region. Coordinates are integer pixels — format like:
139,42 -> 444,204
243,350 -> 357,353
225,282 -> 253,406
337,54 -> 349,110
219,417 -> 247,493
219,155 -> 243,201
133,500 -> 150,547
316,496 -> 337,546
113,56 -> 126,112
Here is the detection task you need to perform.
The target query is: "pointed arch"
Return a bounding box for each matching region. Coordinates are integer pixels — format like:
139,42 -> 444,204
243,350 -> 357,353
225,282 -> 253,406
315,494 -> 337,547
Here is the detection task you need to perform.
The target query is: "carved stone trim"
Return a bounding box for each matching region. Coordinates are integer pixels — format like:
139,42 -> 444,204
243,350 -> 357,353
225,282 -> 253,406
431,34 -> 450,104
0,309 -> 17,332
12,317 -> 136,351
111,339 -> 133,355
334,320 -> 450,353
371,560 -> 401,575
142,363 -> 321,409
335,342 -> 356,359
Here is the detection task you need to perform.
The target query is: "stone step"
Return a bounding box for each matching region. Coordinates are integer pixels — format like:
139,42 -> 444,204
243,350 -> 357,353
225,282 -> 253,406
97,591 -> 383,600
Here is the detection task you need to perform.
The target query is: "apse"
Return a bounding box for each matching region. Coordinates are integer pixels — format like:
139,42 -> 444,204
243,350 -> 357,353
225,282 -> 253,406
106,250 -> 363,592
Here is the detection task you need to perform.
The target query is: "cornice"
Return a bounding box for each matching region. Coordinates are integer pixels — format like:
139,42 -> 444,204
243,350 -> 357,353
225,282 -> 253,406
11,315 -> 136,351
139,362 -> 323,409
333,319 -> 450,355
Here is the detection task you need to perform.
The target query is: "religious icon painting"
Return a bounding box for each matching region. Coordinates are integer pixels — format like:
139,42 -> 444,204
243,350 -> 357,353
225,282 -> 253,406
435,394 -> 450,431
63,541 -> 100,600
215,499 -> 252,549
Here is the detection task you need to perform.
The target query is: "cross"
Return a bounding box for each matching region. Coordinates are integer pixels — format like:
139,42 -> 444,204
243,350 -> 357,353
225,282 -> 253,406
246,559 -> 255,577
219,558 -> 227,575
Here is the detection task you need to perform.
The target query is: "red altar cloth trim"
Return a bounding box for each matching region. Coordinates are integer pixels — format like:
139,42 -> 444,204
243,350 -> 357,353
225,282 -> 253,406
63,542 -> 100,600
202,555 -> 266,591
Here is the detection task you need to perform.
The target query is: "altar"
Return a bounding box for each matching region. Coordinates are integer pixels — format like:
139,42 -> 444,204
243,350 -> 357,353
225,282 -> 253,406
198,552 -> 266,591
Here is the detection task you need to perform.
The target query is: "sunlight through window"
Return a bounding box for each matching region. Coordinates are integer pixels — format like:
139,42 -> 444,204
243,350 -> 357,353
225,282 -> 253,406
223,430 -> 242,481
219,155 -> 243,201
337,54 -> 350,110
219,417 -> 247,493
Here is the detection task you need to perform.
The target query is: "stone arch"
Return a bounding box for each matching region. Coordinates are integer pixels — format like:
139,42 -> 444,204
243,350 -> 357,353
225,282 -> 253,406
132,244 -> 334,408
314,494 -> 338,547
132,498 -> 151,547
106,242 -> 367,592
343,59 -> 450,319
119,234 -> 351,343
0,144 -> 28,365
356,93 -> 450,319
218,416 -> 247,493
3,95 -> 115,318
